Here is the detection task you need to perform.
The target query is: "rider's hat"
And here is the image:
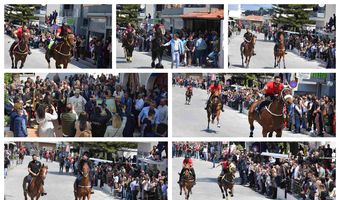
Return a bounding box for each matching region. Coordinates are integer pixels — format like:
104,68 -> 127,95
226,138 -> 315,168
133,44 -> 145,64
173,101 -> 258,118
82,151 -> 90,157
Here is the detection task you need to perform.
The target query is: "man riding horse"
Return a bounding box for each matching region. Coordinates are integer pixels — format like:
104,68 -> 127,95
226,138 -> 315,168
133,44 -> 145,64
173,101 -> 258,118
178,155 -> 196,186
23,154 -> 47,196
216,157 -> 231,182
274,27 -> 286,55
46,23 -> 73,57
255,76 -> 284,114
75,151 -> 94,194
185,83 -> 193,104
241,27 -> 256,56
205,80 -> 224,112
9,23 -> 31,55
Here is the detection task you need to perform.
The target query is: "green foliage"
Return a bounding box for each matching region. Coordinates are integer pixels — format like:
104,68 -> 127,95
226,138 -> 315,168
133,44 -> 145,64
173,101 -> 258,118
5,4 -> 39,23
272,4 -> 317,31
72,142 -> 138,153
4,73 -> 13,85
116,4 -> 140,26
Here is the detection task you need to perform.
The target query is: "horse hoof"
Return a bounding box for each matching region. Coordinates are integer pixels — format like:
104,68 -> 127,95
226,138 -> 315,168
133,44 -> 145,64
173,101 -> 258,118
217,124 -> 221,128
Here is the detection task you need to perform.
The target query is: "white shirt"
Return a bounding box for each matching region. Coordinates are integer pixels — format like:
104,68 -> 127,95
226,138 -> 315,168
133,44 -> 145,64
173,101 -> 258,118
68,95 -> 87,116
36,111 -> 58,137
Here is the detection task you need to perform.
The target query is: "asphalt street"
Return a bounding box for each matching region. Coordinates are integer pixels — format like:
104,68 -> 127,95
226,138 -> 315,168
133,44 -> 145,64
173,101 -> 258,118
5,156 -> 112,200
172,157 -> 267,200
228,29 -> 326,69
172,85 -> 308,138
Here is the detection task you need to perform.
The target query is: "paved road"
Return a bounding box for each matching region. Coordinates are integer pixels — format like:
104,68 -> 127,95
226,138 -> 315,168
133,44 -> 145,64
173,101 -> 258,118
5,156 -> 112,200
172,85 -> 308,137
172,157 -> 267,200
228,30 -> 326,69
4,35 -> 96,69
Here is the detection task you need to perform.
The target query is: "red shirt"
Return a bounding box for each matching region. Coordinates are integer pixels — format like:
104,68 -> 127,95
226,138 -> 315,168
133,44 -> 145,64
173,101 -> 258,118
209,84 -> 222,93
16,27 -> 30,39
57,27 -> 72,36
265,81 -> 284,95
183,158 -> 193,167
187,86 -> 193,91
221,160 -> 229,170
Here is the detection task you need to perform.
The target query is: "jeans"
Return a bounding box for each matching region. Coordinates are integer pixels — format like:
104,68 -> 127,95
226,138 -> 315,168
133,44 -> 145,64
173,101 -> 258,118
171,51 -> 180,68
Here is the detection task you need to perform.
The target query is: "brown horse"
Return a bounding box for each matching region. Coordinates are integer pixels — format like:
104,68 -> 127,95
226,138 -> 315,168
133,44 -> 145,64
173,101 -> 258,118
241,35 -> 256,68
23,164 -> 48,200
74,162 -> 91,200
207,90 -> 222,129
274,33 -> 286,68
124,32 -> 135,62
248,89 -> 292,137
218,163 -> 236,199
10,32 -> 30,69
46,33 -> 75,69
179,167 -> 195,200
185,90 -> 193,105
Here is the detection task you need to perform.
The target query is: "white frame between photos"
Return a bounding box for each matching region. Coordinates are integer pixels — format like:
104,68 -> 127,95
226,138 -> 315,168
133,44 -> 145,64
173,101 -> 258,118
0,0 -> 339,200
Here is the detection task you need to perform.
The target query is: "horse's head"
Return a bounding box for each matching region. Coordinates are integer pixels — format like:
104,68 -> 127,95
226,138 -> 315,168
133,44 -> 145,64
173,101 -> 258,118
279,33 -> 284,42
66,33 -> 76,47
21,32 -> 30,43
39,164 -> 48,180
82,162 -> 90,178
127,32 -> 134,40
252,35 -> 257,45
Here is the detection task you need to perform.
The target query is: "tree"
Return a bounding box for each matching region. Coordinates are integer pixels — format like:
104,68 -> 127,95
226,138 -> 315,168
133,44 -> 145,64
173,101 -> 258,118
72,142 -> 138,154
5,4 -> 38,24
272,4 -> 317,32
116,4 -> 140,26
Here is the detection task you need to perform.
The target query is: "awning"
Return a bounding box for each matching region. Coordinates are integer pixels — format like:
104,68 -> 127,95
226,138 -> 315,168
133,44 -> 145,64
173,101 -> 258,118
181,10 -> 224,20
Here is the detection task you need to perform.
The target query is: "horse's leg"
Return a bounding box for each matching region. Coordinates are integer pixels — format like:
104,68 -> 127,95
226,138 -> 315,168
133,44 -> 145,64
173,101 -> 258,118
268,131 -> 273,137
64,62 -> 68,69
217,111 -> 221,128
248,115 -> 255,137
10,53 -> 14,68
207,112 -> 210,130
241,51 -> 244,67
262,128 -> 268,137
274,56 -> 277,68
278,56 -> 281,69
283,55 -> 286,69
276,129 -> 282,137
218,184 -> 225,199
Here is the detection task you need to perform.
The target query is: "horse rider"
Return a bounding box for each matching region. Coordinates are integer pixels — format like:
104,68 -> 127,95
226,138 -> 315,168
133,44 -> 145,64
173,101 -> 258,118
124,23 -> 136,38
75,151 -> 94,194
186,83 -> 193,95
205,80 -> 224,112
46,23 -> 73,56
178,155 -> 196,185
216,157 -> 230,182
274,27 -> 287,54
9,22 -> 31,55
255,75 -> 284,114
241,26 -> 256,55
23,154 -> 47,196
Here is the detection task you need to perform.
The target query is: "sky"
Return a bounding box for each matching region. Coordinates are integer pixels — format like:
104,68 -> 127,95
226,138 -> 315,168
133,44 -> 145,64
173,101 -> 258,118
229,4 -> 273,11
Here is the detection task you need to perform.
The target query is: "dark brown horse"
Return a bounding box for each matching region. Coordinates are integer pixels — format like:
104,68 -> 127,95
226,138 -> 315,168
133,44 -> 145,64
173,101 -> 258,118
185,90 -> 193,105
23,164 -> 48,200
74,162 -> 91,200
46,33 -> 75,69
10,32 -> 30,69
241,35 -> 256,68
179,166 -> 195,200
248,89 -> 292,137
218,163 -> 236,199
207,90 -> 222,129
274,33 -> 286,68
123,32 -> 135,63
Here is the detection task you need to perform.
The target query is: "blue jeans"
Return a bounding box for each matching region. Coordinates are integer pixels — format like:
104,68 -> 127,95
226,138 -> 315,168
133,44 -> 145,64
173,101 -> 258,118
208,51 -> 218,67
171,51 -> 180,68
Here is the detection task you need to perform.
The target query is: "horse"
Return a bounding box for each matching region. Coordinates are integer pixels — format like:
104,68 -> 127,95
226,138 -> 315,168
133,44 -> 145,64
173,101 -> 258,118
123,32 -> 135,62
23,164 -> 48,200
19,153 -> 24,164
241,35 -> 256,68
74,162 -> 91,200
45,33 -> 75,69
274,33 -> 286,68
248,88 -> 293,137
179,166 -> 195,200
151,28 -> 165,68
207,90 -> 222,129
10,32 -> 30,69
185,90 -> 193,105
218,163 -> 236,199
